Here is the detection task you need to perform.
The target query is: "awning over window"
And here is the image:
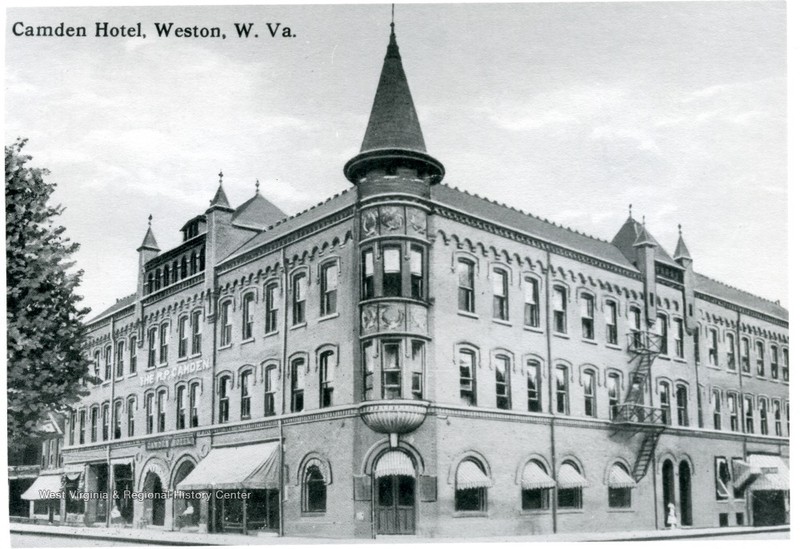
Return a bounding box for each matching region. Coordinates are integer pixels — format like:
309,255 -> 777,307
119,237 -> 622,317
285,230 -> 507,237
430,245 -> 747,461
607,464 -> 637,489
456,461 -> 491,490
521,462 -> 555,490
21,474 -> 62,500
732,460 -> 760,490
374,451 -> 415,478
557,463 -> 588,489
176,441 -> 279,491
747,454 -> 790,491
63,463 -> 84,481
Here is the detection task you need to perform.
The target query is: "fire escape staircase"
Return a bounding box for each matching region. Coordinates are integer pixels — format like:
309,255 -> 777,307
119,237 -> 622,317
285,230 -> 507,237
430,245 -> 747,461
612,330 -> 666,482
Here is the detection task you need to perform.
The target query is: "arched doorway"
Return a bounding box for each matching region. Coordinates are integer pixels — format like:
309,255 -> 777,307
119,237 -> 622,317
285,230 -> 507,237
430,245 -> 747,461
679,460 -> 692,526
143,471 -> 165,526
172,461 -> 200,530
374,450 -> 416,535
661,460 -> 675,527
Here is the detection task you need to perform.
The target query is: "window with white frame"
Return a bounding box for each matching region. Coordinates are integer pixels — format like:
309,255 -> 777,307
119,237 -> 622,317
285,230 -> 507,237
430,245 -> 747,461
292,272 -> 307,325
759,398 -> 769,435
674,318 -> 684,359
264,365 -> 277,416
726,334 -> 736,371
220,301 -> 232,346
605,300 -> 618,345
728,393 -> 739,431
676,385 -> 689,426
218,376 -> 231,423
240,370 -> 252,419
291,358 -> 305,412
321,262 -> 338,316
708,328 -> 719,366
265,283 -> 279,334
581,294 -> 595,340
715,457 -> 731,500
492,269 -> 509,321
129,337 -> 137,374
410,246 -> 424,300
741,337 -> 750,373
178,316 -> 188,358
382,246 -> 402,298
176,385 -> 187,430
583,369 -> 596,417
381,341 -> 402,399
410,341 -> 424,400
526,359 -> 541,412
457,258 -> 475,313
362,249 -> 375,300
770,345 -> 779,379
159,324 -> 168,364
608,372 -> 621,420
712,389 -> 722,430
553,287 -> 567,334
744,395 -> 754,434
755,341 -> 765,376
494,354 -> 511,410
555,365 -> 569,414
524,277 -> 540,328
319,350 -> 334,408
659,382 -> 671,425
363,341 -> 375,400
191,310 -> 202,355
459,348 -> 477,406
242,293 -> 255,340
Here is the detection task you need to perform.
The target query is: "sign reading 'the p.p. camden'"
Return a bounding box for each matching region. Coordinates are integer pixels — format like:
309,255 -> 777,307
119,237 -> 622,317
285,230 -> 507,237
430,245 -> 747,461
139,359 -> 211,386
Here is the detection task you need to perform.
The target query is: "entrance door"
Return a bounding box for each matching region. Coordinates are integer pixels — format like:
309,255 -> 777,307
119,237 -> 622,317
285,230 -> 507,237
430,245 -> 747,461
376,475 -> 415,535
678,461 -> 692,526
661,460 -> 675,527
752,491 -> 786,526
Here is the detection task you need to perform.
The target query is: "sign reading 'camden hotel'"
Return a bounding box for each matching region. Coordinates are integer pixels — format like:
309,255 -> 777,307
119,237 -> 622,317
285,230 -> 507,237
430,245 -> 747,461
139,358 -> 211,387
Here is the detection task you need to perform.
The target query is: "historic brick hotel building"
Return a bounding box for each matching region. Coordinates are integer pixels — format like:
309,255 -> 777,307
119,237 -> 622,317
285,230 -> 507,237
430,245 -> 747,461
34,23 -> 788,538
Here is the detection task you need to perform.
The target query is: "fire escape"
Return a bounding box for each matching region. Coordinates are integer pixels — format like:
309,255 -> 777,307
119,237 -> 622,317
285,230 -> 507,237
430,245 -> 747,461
612,330 -> 666,481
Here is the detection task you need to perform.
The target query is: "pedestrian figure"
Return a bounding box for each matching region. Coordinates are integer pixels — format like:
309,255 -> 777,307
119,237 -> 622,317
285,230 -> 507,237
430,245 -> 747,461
667,502 -> 678,529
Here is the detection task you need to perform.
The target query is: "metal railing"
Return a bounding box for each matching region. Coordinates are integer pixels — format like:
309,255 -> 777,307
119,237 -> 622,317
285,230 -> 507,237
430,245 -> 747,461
612,403 -> 666,426
627,330 -> 664,355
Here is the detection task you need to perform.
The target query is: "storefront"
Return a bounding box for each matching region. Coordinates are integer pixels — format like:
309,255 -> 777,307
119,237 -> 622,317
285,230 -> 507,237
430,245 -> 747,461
733,454 -> 790,526
21,473 -> 62,522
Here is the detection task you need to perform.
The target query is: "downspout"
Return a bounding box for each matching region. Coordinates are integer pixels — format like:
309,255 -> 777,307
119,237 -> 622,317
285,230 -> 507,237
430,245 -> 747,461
107,315 -> 116,528
544,250 -> 557,534
278,418 -> 285,537
279,246 -> 289,536
734,310 -> 749,525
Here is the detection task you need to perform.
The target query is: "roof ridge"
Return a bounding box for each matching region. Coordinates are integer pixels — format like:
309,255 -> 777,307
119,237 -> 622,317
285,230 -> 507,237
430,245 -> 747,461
439,182 -> 613,245
696,272 -> 783,307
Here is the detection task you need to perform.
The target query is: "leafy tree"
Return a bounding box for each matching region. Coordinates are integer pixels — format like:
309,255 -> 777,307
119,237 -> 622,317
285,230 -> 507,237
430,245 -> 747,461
6,138 -> 90,452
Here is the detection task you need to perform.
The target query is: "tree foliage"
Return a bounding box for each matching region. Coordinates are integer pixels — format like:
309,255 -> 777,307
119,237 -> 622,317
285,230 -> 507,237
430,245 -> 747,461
6,138 -> 90,452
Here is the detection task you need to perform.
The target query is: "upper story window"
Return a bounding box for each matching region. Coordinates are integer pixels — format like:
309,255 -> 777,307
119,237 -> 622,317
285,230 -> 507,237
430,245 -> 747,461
189,382 -> 200,428
770,345 -> 779,379
176,385 -> 187,430
127,397 -> 135,437
583,369 -> 596,417
363,342 -> 375,401
494,354 -> 511,410
102,402 -> 110,441
264,365 -> 277,417
190,251 -> 198,276
459,348 -> 477,406
382,246 -> 402,297
608,372 -> 621,420
708,328 -> 719,366
782,348 -> 789,382
773,399 -> 782,436
630,307 -> 643,349
362,249 -> 375,300
154,268 -> 162,291
191,310 -> 202,355
145,394 -> 154,434
291,357 -> 305,412
526,359 -> 541,412
410,246 -> 424,300
93,350 -> 101,379
218,376 -> 231,423
605,300 -> 618,345
159,323 -> 169,364
319,350 -> 334,408
292,272 -> 307,325
320,263 -> 338,316
727,393 -> 739,431
90,406 -> 98,442
553,287 -> 567,334
157,389 -> 167,432
265,283 -> 279,334
381,341 -> 402,399
743,395 -> 754,434
220,301 -> 232,347
104,345 -> 112,380
657,315 -> 668,355
242,293 -> 255,340
457,259 -> 476,313
712,389 -> 722,430
580,294 -> 595,340
658,382 -> 671,425
129,336 -> 137,374
676,385 -> 689,426
115,341 -> 125,378
674,318 -> 685,358
492,269 -> 509,321
726,334 -> 736,371
79,410 -> 86,444
759,399 -> 769,435
410,341 -> 424,400
740,337 -> 750,373
523,277 -> 540,328
113,400 -> 122,440
178,316 -> 189,358
147,327 -> 157,369
555,365 -> 569,414
240,370 -> 252,419
755,341 -> 765,376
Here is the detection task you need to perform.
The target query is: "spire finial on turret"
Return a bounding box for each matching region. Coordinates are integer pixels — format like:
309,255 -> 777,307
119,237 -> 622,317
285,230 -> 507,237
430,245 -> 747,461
628,204 -> 633,219
674,223 -> 692,261
219,170 -> 223,185
678,223 -> 683,236
255,179 -> 260,195
642,215 -> 646,226
391,3 -> 395,33
138,214 -> 160,252
148,213 -> 152,227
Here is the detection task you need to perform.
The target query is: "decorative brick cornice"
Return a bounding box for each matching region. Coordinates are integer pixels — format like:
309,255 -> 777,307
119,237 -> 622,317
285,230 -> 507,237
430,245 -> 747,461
696,291 -> 788,329
142,273 -> 204,306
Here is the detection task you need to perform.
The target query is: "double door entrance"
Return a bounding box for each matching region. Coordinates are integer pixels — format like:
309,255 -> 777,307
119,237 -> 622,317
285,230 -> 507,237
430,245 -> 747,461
376,475 -> 415,535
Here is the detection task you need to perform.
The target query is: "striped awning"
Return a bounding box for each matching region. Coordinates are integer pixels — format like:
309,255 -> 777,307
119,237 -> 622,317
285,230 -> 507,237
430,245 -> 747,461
557,463 -> 588,489
607,464 -> 637,489
21,474 -> 62,500
63,463 -> 84,481
375,451 -> 415,478
177,441 -> 279,491
521,462 -> 555,490
456,461 -> 491,490
747,454 -> 790,491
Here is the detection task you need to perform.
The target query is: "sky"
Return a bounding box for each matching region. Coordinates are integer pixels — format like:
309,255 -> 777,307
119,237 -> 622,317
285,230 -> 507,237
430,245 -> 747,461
5,2 -> 788,316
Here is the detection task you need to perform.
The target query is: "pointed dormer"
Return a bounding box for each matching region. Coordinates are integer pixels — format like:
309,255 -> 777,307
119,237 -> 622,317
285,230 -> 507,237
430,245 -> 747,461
344,20 -> 444,193
673,225 -> 698,334
231,180 -> 286,231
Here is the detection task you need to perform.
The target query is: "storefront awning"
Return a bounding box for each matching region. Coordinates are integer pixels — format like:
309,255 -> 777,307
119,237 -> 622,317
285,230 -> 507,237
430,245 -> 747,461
733,460 -> 760,490
63,463 -> 84,481
375,451 -> 415,478
747,454 -> 790,491
607,465 -> 637,489
456,461 -> 491,490
21,474 -> 62,500
177,441 -> 279,491
521,462 -> 555,490
557,463 -> 588,489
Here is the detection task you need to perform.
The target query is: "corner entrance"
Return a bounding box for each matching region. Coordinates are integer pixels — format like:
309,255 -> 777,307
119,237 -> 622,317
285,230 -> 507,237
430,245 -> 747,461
373,450 -> 416,535
142,471 -> 165,526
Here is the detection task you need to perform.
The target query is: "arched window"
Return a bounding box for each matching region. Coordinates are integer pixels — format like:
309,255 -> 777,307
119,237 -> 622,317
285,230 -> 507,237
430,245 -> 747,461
159,323 -> 169,364
157,388 -> 167,432
759,398 -> 769,435
291,357 -> 305,412
178,316 -> 189,358
552,286 -> 567,334
458,347 -> 477,406
264,365 -> 277,416
172,261 -> 178,284
455,459 -> 489,512
492,268 -> 509,321
218,376 -> 231,423
320,262 -> 338,315
190,251 -> 198,275
191,310 -> 202,355
189,381 -> 200,428
180,256 -> 188,279
674,318 -> 685,358
319,350 -> 334,408
712,389 -> 722,430
743,395 -> 754,434
526,359 -> 541,412
608,372 -> 621,420
126,396 -> 136,437
523,277 -> 540,328
219,301 -> 232,347
728,393 -> 739,431
198,247 -> 205,271
607,463 -> 634,508
115,341 -> 125,378
303,464 -> 327,513
580,293 -> 595,340
773,399 -> 782,436
770,345 -> 779,379
557,461 -> 586,509
101,402 -> 110,441
291,272 -> 307,325
582,369 -> 596,417
240,369 -> 252,419
457,258 -> 475,313
605,300 -> 618,345
676,385 -> 689,426
726,334 -> 736,371
265,282 -> 279,334
659,381 -> 671,425
630,306 -> 643,349
145,394 -> 154,434
129,336 -> 137,374
493,354 -> 511,410
113,400 -> 123,440
555,365 -> 569,414
242,293 -> 255,340
740,337 -> 751,373
79,409 -> 86,444
147,272 -> 154,294
154,268 -> 162,291
782,348 -> 789,382
163,264 -> 170,287
93,350 -> 101,379
657,314 -> 668,355
104,345 -> 112,380
708,328 -> 719,366
521,459 -> 552,510
176,385 -> 187,429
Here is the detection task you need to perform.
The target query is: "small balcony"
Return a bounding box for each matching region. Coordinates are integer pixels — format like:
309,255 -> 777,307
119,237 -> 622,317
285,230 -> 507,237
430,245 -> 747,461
612,403 -> 666,429
627,331 -> 663,356
358,400 -> 430,435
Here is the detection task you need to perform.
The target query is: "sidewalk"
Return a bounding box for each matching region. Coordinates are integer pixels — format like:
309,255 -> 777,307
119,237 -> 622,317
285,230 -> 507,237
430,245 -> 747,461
9,521 -> 790,545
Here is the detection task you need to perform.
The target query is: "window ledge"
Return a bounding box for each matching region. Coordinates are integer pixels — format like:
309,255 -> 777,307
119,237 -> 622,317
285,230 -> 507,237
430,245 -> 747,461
657,355 -> 671,361
726,369 -> 738,375
240,338 -> 255,346
674,358 -> 687,364
553,332 -> 569,340
518,509 -> 551,516
453,511 -> 488,518
176,356 -> 188,363
608,508 -> 636,513
523,325 -> 544,334
128,373 -> 137,378
581,338 -> 598,346
189,353 -> 202,360
290,322 -> 307,331
491,318 -> 512,327
707,364 -> 722,370
605,343 -> 622,351
557,509 -> 585,514
217,344 -> 233,351
301,512 -> 327,518
101,381 -> 111,386
457,310 -> 479,320
318,313 -> 339,323
264,330 -> 279,338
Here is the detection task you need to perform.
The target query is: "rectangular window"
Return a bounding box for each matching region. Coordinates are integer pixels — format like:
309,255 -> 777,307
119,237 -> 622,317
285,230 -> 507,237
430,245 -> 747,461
189,383 -> 200,427
113,401 -> 122,439
782,349 -> 789,381
363,342 -> 375,400
657,315 -> 668,355
102,404 -> 110,441
115,342 -> 124,378
159,324 -> 168,364
581,295 -> 594,340
127,400 -> 135,437
774,400 -> 782,436
557,487 -> 582,509
770,346 -> 779,379
715,457 -> 731,500
292,273 -> 307,325
728,393 -> 739,431
240,371 -> 252,419
708,329 -> 719,366
382,247 -> 402,297
756,341 -> 765,376
319,352 -> 334,408
410,341 -> 424,400
220,302 -> 232,346
265,284 -> 279,334
146,395 -> 155,434
69,411 -> 76,446
494,355 -> 511,410
178,316 -> 188,358
759,400 -> 768,435
79,410 -> 86,444
157,391 -> 166,432
630,308 -> 643,349
362,250 -> 375,299
676,386 -> 688,426
218,378 -> 230,423
291,359 -> 305,412
583,370 -> 596,417
526,360 -> 541,412
321,263 -> 338,315
410,246 -> 424,300
713,390 -> 722,430
457,259 -> 475,313
523,278 -> 540,328
553,287 -> 567,334
148,329 -> 157,368
740,338 -> 750,373
242,294 -> 255,340
555,366 -> 568,414
382,342 -> 402,399
726,334 -> 736,371
608,487 -> 631,509
605,300 -> 618,345
608,373 -> 620,420
459,349 -> 477,406
264,367 -> 276,416
191,310 -> 202,355
744,396 -> 754,434
104,347 -> 112,380
492,269 -> 509,321
129,337 -> 137,374
674,319 -> 684,358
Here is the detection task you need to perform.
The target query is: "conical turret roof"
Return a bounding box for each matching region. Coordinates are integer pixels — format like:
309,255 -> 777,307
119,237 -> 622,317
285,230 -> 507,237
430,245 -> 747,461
137,215 -> 160,252
673,226 -> 692,261
208,182 -> 232,211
